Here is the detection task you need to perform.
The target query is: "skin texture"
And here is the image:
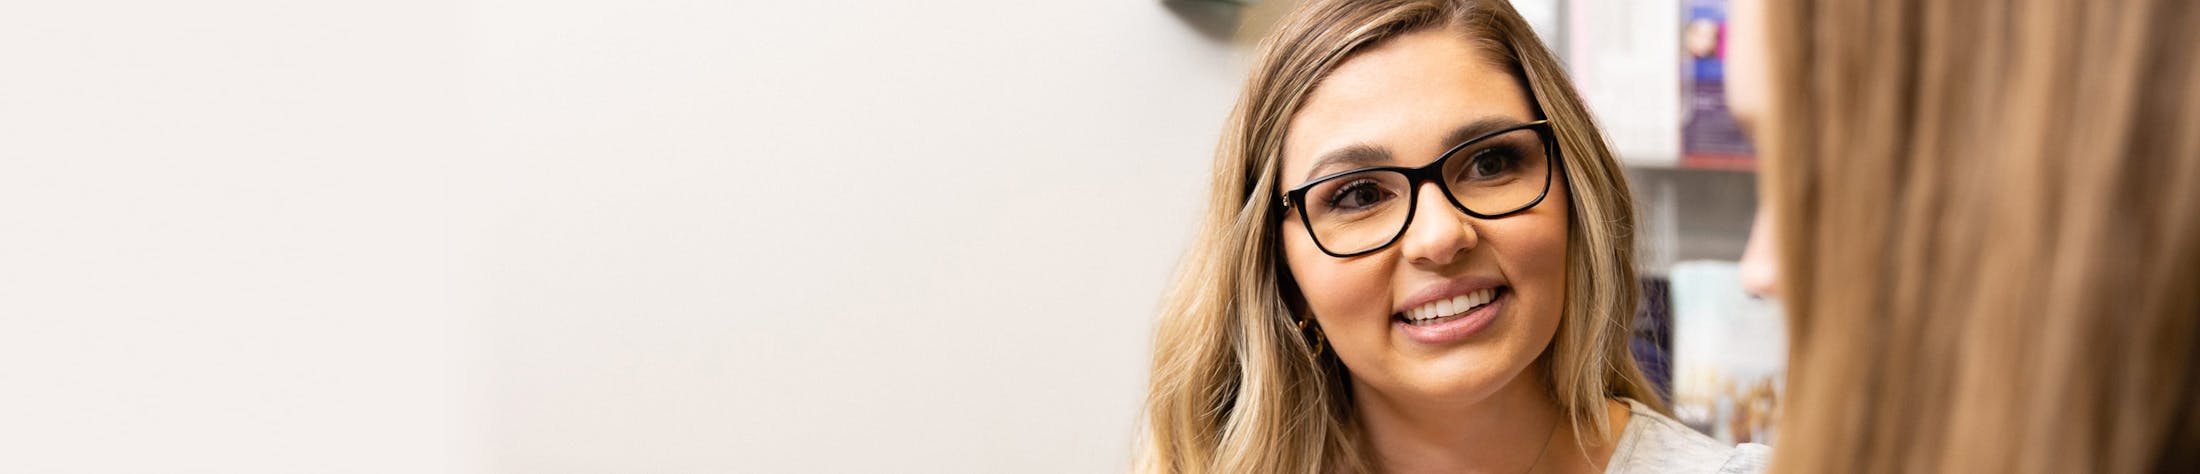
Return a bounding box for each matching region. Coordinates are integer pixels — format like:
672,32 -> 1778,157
1277,27 -> 1625,473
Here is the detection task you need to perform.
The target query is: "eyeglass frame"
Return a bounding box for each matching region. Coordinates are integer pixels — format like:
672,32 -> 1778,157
1279,119 -> 1563,258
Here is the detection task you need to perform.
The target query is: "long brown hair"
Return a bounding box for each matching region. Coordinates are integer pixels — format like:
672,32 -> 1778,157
1136,0 -> 1661,472
1757,0 -> 2200,471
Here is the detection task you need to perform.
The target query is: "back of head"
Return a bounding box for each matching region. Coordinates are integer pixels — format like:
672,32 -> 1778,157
1756,0 -> 2200,472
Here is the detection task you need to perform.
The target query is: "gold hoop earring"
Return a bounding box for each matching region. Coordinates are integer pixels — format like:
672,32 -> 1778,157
1295,317 -> 1327,358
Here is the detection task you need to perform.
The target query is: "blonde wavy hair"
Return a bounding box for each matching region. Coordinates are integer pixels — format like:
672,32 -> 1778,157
1757,0 -> 2200,471
1136,1 -> 1662,472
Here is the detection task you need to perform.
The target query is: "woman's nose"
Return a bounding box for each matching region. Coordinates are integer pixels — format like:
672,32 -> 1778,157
1739,205 -> 1781,298
1398,182 -> 1478,267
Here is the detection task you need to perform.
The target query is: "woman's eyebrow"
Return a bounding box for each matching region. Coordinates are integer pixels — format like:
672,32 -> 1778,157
1303,116 -> 1526,181
1305,143 -> 1392,180
1440,117 -> 1527,149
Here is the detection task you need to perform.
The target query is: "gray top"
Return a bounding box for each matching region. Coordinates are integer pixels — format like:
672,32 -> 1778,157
1603,398 -> 1771,474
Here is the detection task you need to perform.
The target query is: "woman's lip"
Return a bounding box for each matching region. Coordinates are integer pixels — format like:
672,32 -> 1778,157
1395,288 -> 1506,345
1394,275 -> 1508,315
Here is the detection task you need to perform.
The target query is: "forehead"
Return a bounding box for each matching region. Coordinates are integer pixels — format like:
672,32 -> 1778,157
1280,27 -> 1535,187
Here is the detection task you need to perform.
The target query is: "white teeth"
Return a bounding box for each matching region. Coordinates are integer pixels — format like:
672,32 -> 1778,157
1405,288 -> 1501,321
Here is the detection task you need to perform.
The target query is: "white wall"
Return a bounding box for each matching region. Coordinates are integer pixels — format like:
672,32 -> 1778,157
1,1 -> 1242,472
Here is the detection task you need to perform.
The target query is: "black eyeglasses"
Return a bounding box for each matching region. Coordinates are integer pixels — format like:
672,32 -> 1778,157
1281,120 -> 1561,258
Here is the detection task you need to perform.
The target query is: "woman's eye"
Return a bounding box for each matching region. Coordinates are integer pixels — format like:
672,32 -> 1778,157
1464,149 -> 1523,179
1323,180 -> 1393,211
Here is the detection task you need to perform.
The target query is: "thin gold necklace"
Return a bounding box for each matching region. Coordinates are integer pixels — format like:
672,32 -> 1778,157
1523,409 -> 1558,474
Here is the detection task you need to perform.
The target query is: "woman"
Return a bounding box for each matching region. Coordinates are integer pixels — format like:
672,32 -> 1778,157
1724,0 -> 2200,471
1138,1 -> 1766,472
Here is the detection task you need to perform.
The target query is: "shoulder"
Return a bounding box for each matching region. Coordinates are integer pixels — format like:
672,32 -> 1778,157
1603,398 -> 1771,474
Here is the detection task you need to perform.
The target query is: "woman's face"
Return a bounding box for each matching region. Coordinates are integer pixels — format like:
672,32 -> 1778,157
1278,28 -> 1571,406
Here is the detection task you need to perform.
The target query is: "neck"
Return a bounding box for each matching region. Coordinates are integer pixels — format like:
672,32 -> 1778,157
1354,360 -> 1568,474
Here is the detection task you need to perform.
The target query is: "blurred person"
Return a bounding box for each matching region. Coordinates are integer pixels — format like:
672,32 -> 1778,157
1724,0 -> 2200,471
1137,0 -> 1768,472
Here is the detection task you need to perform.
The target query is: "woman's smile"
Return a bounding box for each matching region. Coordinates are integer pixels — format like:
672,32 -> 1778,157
1393,276 -> 1510,345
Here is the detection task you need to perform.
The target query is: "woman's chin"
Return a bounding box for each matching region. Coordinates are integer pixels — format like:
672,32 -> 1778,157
1372,347 -> 1540,404
1358,363 -> 1515,405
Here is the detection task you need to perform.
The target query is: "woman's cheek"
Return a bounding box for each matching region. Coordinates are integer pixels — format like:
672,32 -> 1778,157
1299,258 -> 1393,328
1283,252 -> 1396,369
1498,198 -> 1571,314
